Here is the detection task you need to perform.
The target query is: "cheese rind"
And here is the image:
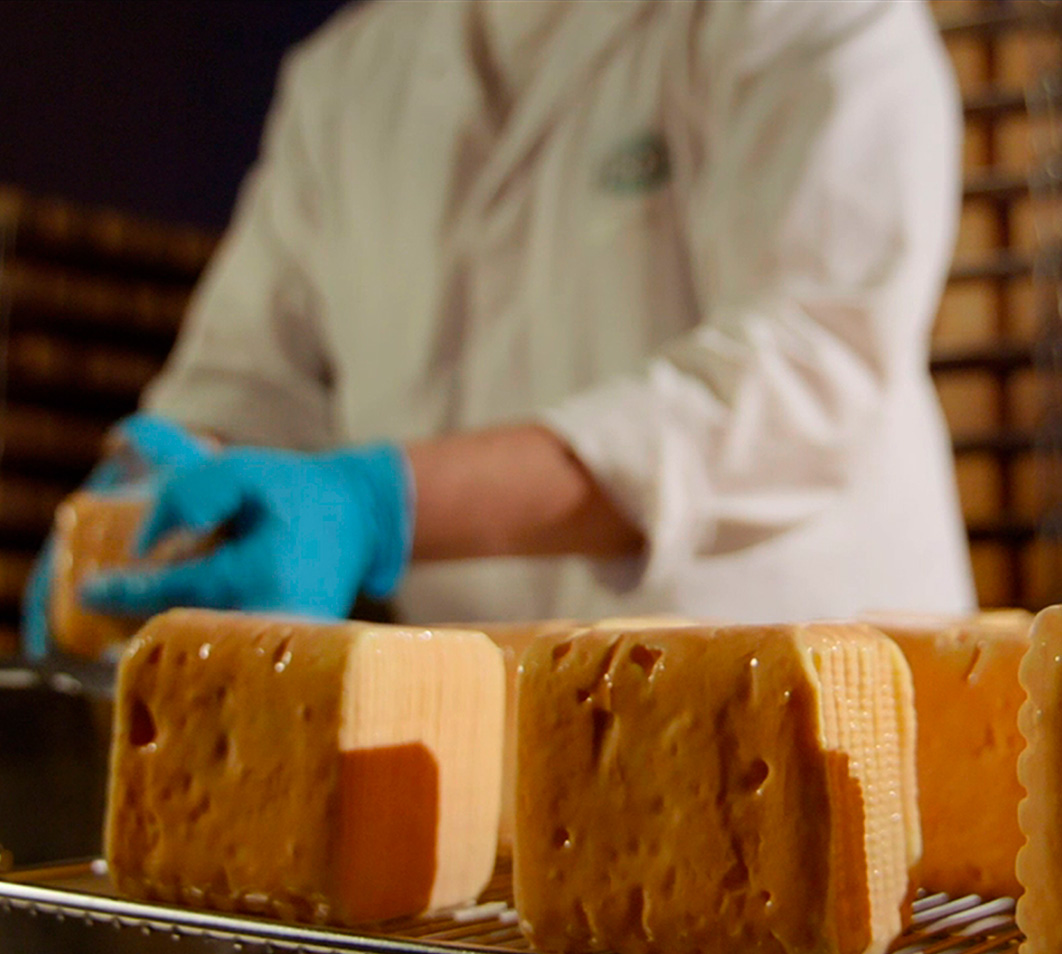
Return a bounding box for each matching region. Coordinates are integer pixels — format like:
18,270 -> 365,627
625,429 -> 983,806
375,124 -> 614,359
513,623 -> 918,954
51,490 -> 215,659
1016,605 -> 1062,954
867,610 -> 1032,898
467,616 -> 697,855
458,620 -> 582,855
106,608 -> 505,924
51,491 -> 149,657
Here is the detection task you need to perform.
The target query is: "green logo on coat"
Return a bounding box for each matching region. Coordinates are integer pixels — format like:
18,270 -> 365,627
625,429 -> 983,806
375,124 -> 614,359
599,132 -> 671,194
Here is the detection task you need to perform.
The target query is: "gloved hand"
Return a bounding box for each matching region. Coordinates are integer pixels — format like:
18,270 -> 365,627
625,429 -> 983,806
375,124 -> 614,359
79,444 -> 413,619
20,413 -> 212,660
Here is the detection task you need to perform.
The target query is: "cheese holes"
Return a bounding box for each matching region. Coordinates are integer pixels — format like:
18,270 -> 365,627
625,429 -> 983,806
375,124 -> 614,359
591,707 -> 614,762
188,793 -> 212,823
627,887 -> 648,942
721,857 -> 749,891
552,827 -> 572,849
962,644 -> 984,684
551,641 -> 572,666
741,758 -> 770,793
629,644 -> 663,677
272,636 -> 293,673
213,734 -> 229,762
129,698 -> 156,747
146,645 -> 163,666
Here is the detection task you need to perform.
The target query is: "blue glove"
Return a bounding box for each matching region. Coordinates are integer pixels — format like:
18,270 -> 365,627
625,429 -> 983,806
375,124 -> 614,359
20,413 -> 211,660
80,444 -> 413,619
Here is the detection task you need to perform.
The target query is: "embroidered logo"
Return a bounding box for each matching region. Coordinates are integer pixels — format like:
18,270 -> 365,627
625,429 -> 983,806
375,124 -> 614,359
598,132 -> 671,194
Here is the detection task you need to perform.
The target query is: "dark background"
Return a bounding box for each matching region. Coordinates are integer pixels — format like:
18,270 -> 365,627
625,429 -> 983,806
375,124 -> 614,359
0,0 -> 352,231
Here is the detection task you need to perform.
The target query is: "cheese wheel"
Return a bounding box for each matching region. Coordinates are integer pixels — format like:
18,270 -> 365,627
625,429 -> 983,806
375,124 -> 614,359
513,623 -> 919,954
106,609 -> 505,925
865,610 -> 1031,898
50,489 -> 214,659
458,620 -> 582,855
50,490 -> 149,658
1016,604 -> 1062,954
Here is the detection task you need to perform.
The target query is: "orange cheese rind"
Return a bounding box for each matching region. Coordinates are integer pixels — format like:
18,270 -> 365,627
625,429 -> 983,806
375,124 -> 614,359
513,622 -> 918,954
51,490 -> 151,657
462,615 -> 702,855
866,609 -> 1031,899
1016,605 -> 1062,954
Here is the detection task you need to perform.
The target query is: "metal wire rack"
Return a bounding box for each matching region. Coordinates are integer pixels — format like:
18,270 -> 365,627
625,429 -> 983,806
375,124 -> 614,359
0,859 -> 1024,954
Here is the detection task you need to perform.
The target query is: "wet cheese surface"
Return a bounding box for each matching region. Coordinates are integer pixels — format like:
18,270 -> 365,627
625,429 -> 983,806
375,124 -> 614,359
467,616 -> 697,855
460,620 -> 582,856
867,611 -> 1031,899
513,623 -> 919,954
1016,605 -> 1062,954
106,609 -> 505,925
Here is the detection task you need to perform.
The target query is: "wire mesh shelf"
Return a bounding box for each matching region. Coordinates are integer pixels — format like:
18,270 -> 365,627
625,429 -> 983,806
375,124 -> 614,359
0,859 -> 1024,954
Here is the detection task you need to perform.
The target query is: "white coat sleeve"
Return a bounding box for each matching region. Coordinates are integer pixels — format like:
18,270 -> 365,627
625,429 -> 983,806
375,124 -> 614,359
543,1 -> 962,589
142,40 -> 339,450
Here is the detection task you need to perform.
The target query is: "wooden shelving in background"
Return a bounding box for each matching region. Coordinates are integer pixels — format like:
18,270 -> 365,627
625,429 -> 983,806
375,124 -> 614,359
931,0 -> 1062,609
0,1 -> 1058,652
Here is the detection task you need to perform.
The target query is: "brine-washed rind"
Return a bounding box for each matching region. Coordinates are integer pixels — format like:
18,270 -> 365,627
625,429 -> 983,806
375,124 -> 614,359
1016,605 -> 1062,953
513,623 -> 919,954
106,608 -> 505,925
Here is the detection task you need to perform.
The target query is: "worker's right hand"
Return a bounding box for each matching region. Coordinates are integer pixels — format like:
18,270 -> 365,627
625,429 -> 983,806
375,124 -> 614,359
79,443 -> 412,620
19,413 -> 211,661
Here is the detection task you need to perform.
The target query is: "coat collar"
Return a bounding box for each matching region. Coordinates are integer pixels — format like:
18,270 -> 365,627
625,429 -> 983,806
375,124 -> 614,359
447,0 -> 656,250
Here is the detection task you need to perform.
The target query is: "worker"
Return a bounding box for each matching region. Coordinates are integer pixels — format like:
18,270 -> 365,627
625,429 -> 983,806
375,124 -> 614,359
23,0 -> 976,655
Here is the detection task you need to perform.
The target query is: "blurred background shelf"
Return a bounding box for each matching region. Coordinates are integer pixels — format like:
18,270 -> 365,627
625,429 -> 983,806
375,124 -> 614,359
1,0 -> 1062,653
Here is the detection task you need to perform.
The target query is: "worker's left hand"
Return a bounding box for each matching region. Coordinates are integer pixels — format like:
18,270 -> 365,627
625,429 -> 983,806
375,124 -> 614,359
79,444 -> 413,619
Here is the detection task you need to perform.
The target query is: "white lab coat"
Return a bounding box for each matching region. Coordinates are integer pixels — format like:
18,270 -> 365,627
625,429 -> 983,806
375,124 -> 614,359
144,0 -> 977,624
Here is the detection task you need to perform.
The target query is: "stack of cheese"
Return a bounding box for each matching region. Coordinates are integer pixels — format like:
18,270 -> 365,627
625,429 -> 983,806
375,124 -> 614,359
101,600 -> 1062,952
107,613 -> 922,954
67,488 -> 1062,947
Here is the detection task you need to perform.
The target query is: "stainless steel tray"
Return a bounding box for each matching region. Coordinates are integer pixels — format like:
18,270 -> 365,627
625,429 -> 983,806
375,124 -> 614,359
0,859 -> 1024,954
